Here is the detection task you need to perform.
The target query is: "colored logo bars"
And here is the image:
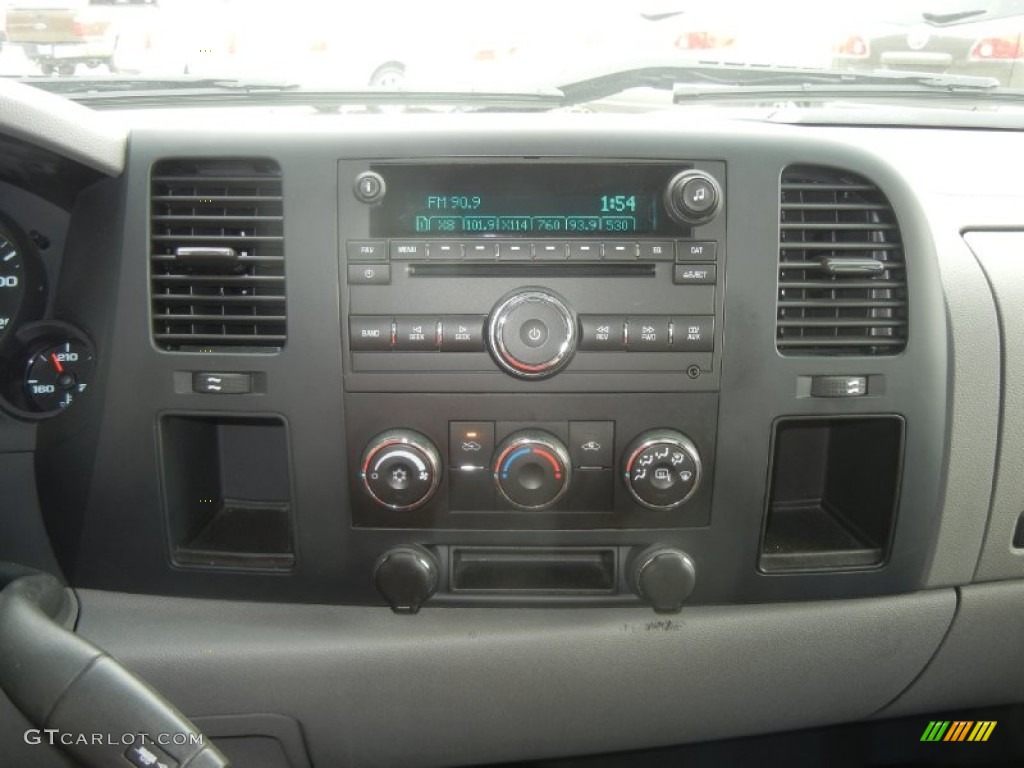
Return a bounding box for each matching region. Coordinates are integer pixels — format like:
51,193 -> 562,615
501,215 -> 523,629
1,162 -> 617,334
920,721 -> 997,742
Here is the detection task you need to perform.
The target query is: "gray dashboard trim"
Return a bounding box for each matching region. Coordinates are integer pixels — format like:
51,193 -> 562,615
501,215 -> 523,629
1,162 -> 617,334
923,220 -> 1001,586
880,580 -> 1024,716
965,231 -> 1024,582
0,80 -> 125,177
74,588 -> 954,767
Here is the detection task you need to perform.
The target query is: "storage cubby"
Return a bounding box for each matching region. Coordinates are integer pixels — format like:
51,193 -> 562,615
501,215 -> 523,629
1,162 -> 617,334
160,415 -> 293,570
760,416 -> 903,572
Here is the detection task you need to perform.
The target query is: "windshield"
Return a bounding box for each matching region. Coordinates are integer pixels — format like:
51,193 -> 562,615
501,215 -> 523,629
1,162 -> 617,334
2,0 -> 1022,104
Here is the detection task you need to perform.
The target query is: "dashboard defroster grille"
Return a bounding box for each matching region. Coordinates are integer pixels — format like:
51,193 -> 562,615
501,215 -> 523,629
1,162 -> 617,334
777,165 -> 907,355
150,158 -> 285,351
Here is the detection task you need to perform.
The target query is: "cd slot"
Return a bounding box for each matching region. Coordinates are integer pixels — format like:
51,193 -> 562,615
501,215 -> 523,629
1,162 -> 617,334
408,263 -> 656,278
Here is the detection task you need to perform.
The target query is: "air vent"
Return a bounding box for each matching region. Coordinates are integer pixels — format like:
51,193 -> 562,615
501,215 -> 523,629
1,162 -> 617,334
777,165 -> 907,355
151,158 -> 285,351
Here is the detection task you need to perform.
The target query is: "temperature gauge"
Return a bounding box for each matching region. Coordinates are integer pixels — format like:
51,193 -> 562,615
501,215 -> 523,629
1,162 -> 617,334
25,339 -> 94,412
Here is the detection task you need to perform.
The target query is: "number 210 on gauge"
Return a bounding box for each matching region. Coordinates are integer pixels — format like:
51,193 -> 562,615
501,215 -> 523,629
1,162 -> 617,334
600,195 -> 637,213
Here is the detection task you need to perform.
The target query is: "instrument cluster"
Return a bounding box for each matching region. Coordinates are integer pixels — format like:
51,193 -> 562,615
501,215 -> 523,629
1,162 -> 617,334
0,211 -> 93,419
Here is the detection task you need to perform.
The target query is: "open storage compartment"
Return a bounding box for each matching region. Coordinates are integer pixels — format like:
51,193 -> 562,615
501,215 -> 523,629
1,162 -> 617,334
160,414 -> 294,570
759,416 -> 903,572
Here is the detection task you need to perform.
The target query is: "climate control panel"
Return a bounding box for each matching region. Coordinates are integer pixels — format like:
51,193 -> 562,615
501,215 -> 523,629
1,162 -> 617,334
346,393 -> 717,530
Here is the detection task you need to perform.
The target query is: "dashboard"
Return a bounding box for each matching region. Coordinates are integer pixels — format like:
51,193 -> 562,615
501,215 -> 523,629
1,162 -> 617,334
1,84 -> 1023,767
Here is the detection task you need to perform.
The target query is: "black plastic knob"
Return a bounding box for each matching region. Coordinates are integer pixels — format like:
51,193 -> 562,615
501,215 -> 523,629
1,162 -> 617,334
632,547 -> 697,613
623,430 -> 702,511
493,430 -> 572,510
353,171 -> 386,204
374,546 -> 439,614
487,290 -> 576,379
361,429 -> 442,511
664,170 -> 722,226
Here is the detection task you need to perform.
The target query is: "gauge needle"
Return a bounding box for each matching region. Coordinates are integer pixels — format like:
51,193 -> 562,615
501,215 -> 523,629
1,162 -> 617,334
51,353 -> 63,374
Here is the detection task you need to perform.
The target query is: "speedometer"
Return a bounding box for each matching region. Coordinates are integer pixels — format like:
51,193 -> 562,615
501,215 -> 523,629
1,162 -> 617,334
0,217 -> 45,348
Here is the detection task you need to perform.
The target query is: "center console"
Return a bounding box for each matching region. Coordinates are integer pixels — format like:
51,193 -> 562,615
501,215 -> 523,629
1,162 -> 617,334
339,159 -> 727,610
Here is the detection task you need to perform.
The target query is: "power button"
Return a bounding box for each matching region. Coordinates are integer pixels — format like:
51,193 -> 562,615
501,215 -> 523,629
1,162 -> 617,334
354,171 -> 386,204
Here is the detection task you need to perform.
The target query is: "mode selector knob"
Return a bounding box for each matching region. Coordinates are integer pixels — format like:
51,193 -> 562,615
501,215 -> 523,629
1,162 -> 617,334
664,170 -> 722,226
623,430 -> 702,511
361,429 -> 442,512
487,289 -> 576,379
493,430 -> 572,510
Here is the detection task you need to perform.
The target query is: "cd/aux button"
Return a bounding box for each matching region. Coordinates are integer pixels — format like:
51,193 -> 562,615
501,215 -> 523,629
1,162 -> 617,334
671,316 -> 714,352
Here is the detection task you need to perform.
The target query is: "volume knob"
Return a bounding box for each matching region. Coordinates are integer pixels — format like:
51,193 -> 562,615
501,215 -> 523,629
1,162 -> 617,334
487,289 -> 576,379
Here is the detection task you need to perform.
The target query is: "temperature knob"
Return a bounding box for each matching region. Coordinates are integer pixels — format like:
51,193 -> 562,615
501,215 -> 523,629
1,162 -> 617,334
493,430 -> 571,510
487,290 -> 576,379
664,170 -> 722,226
623,430 -> 702,511
361,430 -> 441,512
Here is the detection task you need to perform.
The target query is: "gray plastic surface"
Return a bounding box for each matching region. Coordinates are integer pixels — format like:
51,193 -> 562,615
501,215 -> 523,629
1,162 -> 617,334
881,580 -> 1024,716
0,80 -> 125,177
75,588 -> 954,768
921,225 -> 1000,586
965,231 -> 1024,582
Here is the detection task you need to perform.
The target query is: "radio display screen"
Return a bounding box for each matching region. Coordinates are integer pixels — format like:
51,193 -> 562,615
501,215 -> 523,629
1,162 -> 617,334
369,163 -> 689,237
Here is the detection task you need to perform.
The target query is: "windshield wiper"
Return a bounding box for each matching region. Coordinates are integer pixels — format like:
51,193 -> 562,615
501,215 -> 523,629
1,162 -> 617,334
922,9 -> 987,24
555,63 -> 1012,106
16,76 -> 565,110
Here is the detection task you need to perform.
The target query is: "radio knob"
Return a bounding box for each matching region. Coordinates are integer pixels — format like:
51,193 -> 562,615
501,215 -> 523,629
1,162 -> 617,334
664,170 -> 722,226
623,430 -> 702,511
487,289 -> 576,379
493,430 -> 572,510
361,429 -> 441,512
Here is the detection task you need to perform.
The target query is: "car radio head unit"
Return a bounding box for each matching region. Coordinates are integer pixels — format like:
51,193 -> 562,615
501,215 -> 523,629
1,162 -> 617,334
369,162 -> 697,236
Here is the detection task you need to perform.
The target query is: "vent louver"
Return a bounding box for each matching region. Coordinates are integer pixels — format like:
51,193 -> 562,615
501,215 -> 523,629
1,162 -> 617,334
777,165 -> 907,355
150,158 -> 285,351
